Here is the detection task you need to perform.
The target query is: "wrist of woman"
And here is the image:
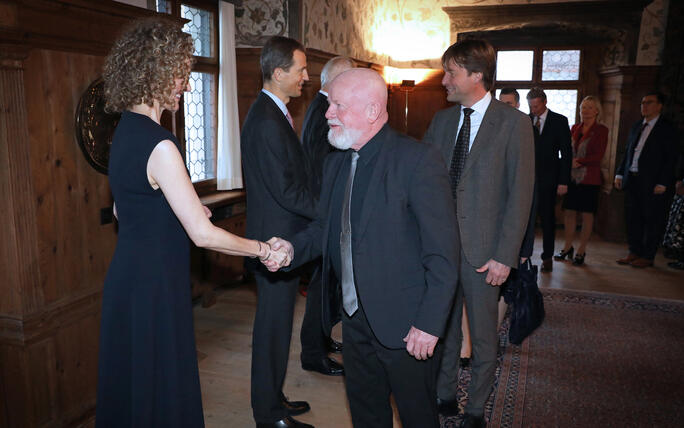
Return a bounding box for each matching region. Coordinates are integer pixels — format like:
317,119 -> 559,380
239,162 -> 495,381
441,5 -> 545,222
258,242 -> 272,261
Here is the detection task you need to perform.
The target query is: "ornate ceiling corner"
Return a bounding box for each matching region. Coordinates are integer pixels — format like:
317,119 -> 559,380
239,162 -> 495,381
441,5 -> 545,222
443,0 -> 652,35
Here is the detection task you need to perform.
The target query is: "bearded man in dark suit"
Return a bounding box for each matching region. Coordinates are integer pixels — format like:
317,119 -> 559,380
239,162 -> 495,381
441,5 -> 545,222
267,68 -> 460,428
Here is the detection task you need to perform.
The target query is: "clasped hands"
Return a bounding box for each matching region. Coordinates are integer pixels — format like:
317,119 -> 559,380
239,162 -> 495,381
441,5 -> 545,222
260,237 -> 294,272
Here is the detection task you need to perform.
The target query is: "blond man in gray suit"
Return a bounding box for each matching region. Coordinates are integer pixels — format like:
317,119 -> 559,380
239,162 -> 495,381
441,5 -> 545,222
423,39 -> 535,428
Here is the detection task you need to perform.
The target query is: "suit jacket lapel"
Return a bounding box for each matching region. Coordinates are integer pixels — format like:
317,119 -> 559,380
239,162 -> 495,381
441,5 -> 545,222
261,92 -> 298,138
444,107 -> 461,164
460,101 -> 498,180
356,132 -> 391,241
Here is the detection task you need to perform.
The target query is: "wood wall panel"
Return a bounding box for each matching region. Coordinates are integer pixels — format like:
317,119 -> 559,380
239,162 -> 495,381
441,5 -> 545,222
23,49 -> 116,313
387,71 -> 449,141
0,60 -> 41,317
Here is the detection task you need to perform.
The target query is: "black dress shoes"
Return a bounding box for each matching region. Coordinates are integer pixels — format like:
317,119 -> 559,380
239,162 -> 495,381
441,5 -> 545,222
281,396 -> 310,416
302,356 -> 344,376
460,412 -> 486,428
256,416 -> 314,428
327,338 -> 343,354
541,258 -> 553,272
437,397 -> 461,417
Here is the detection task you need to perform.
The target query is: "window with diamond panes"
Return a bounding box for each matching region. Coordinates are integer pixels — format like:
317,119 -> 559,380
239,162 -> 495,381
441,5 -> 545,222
545,89 -> 578,127
494,47 -> 583,124
184,72 -> 216,182
542,50 -> 580,81
181,5 -> 215,58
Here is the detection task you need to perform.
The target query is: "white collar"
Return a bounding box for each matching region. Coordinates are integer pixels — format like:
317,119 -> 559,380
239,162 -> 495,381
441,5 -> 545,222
643,115 -> 660,127
537,108 -> 549,121
319,89 -> 328,97
463,91 -> 492,116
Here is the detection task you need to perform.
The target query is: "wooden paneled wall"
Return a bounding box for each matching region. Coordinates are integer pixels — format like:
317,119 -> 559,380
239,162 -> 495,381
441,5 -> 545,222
0,47 -> 118,427
387,71 -> 450,140
0,1 -> 158,427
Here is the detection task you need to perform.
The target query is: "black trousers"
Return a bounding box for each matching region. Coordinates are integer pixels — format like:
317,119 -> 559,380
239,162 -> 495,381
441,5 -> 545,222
537,185 -> 557,260
300,261 -> 331,363
251,270 -> 300,423
625,174 -> 671,260
343,304 -> 441,428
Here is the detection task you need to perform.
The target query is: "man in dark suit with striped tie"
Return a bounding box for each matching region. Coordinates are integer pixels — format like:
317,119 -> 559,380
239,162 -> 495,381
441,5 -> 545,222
526,87 -> 572,272
614,91 -> 679,268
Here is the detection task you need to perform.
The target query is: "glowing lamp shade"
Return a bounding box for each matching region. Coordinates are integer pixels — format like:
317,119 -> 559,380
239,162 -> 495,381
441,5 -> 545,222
383,67 -> 436,85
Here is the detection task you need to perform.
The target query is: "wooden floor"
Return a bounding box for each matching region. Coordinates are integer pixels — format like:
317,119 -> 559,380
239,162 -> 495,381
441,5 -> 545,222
193,233 -> 684,428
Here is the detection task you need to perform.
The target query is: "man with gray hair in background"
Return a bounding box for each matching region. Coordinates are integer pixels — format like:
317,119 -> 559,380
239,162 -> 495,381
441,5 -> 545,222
298,56 -> 355,377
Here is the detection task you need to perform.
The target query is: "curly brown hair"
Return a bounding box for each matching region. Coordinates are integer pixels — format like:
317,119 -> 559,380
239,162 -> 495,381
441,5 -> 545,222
103,17 -> 194,112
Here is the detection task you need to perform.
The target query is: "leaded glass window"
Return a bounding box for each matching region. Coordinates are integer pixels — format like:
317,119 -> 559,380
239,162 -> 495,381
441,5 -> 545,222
542,50 -> 580,81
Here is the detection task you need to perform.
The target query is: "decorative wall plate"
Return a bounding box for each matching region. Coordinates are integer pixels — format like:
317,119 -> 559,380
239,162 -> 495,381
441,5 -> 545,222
74,78 -> 121,175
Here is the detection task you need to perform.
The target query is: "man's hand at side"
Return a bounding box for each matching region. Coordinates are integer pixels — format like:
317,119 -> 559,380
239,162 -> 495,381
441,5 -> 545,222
403,326 -> 438,360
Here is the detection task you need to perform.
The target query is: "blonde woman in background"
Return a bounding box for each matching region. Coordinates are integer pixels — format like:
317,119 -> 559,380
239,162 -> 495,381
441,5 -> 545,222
555,96 -> 609,265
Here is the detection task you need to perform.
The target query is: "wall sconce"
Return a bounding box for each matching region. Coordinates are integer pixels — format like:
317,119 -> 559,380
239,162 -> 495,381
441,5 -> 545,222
399,80 -> 415,134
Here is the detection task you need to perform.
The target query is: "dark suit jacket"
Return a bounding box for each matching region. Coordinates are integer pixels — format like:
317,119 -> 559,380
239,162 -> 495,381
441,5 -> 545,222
241,92 -> 317,272
531,109 -> 572,188
290,125 -> 460,348
301,91 -> 333,197
616,116 -> 678,191
423,99 -> 535,269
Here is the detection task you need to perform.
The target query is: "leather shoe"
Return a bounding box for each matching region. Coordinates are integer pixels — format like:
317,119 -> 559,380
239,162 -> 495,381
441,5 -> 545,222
460,412 -> 486,428
302,357 -> 344,376
281,396 -> 310,416
617,253 -> 639,265
256,416 -> 314,428
327,338 -> 343,354
437,397 -> 460,417
668,260 -> 684,270
541,258 -> 553,272
630,257 -> 653,268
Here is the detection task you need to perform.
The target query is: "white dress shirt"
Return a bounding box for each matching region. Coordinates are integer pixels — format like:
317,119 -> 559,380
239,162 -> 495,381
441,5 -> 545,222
533,108 -> 549,134
457,91 -> 492,151
629,115 -> 660,172
615,115 -> 660,180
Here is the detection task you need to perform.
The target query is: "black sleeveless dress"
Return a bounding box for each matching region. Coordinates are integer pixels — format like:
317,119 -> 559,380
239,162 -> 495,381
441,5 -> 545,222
96,111 -> 204,427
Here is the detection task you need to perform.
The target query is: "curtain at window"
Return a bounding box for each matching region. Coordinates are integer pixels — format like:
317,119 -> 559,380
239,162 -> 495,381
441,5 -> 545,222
217,1 -> 242,190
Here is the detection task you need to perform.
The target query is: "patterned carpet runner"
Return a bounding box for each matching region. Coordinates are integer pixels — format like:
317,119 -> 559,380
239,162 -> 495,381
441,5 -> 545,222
442,288 -> 684,428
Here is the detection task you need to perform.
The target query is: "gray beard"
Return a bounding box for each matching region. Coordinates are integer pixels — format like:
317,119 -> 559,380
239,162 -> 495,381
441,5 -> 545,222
328,126 -> 361,150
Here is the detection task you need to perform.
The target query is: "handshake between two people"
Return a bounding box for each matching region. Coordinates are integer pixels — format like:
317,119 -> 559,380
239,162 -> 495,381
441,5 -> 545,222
259,237 -> 294,272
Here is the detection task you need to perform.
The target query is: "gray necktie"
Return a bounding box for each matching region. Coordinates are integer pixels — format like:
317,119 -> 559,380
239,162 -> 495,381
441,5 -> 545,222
340,151 -> 359,316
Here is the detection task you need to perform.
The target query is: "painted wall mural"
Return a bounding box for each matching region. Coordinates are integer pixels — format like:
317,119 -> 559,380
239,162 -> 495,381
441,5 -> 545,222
233,0 -> 669,68
636,0 -> 670,65
235,0 -> 289,47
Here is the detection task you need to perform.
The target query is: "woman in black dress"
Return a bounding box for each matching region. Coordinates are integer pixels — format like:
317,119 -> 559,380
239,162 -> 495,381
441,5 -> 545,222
96,18 -> 288,427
